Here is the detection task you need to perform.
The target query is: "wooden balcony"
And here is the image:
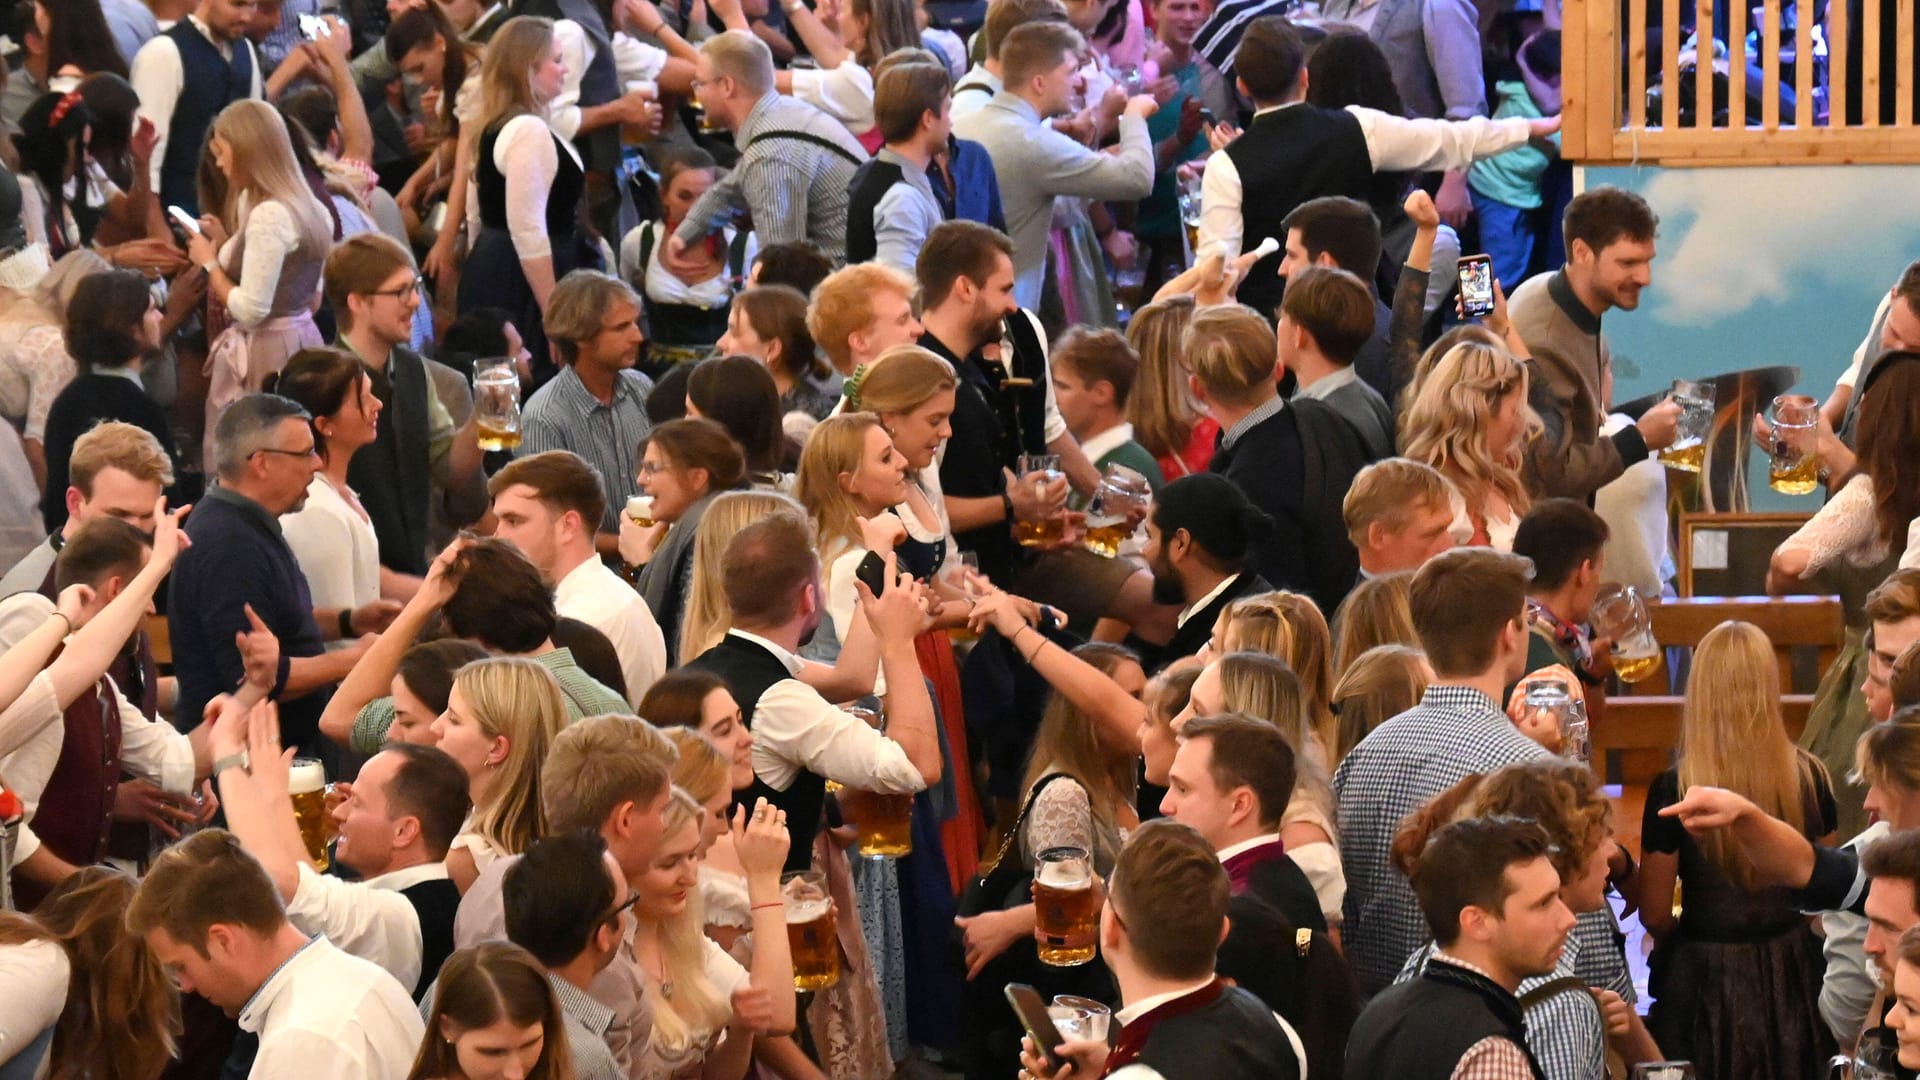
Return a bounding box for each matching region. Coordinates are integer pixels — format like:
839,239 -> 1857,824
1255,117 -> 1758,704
1562,0 -> 1920,163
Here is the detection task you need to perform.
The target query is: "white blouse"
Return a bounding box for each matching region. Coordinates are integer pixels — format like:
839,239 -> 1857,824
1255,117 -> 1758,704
219,198 -> 309,327
0,321 -> 74,439
465,113 -> 584,261
1777,473 -> 1890,578
617,220 -> 756,308
789,60 -> 876,136
281,476 -> 382,647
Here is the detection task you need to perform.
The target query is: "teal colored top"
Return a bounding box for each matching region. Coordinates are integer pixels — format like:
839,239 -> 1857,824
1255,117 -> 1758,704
1466,80 -> 1559,209
1139,62 -> 1212,239
349,646 -> 629,754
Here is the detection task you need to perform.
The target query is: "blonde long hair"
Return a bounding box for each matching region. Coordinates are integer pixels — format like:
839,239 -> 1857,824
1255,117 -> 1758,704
455,657 -> 565,858
1399,335 -> 1541,527
208,100 -> 333,264
1329,643 -> 1429,765
795,412 -> 887,561
639,789 -> 731,1050
1219,591 -> 1337,755
1125,295 -> 1202,467
1678,621 -> 1829,886
1019,643 -> 1142,872
1213,651 -> 1339,838
1331,571 -> 1417,674
472,16 -> 554,163
678,490 -> 806,664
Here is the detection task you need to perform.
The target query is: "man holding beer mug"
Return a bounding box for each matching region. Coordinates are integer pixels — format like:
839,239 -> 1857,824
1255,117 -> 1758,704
684,511 -> 943,871
213,695 -> 473,999
1019,821 -> 1306,1080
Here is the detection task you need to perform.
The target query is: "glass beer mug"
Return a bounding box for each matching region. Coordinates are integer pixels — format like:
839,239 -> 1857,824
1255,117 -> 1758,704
1033,846 -> 1098,967
290,757 -> 330,870
1083,464 -> 1150,558
838,706 -> 911,859
474,358 -> 523,452
1520,678 -> 1573,754
1592,583 -> 1663,685
782,870 -> 840,992
1768,394 -> 1821,495
1657,379 -> 1715,472
1015,454 -> 1065,548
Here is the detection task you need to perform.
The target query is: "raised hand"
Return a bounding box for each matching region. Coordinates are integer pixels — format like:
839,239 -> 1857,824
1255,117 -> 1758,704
236,604 -> 282,697
149,499 -> 192,570
1403,188 -> 1440,231
731,798 -> 792,880
243,699 -> 294,798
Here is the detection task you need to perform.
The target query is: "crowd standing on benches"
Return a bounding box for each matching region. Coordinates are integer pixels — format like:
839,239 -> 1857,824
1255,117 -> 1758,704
0,0 -> 1917,1077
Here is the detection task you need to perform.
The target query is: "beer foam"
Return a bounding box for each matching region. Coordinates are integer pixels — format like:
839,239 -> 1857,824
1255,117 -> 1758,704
289,760 -> 326,795
784,898 -> 831,924
1037,861 -> 1091,889
1085,514 -> 1124,530
626,495 -> 653,516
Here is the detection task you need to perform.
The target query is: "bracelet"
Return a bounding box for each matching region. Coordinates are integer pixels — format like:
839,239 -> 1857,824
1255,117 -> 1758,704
211,751 -> 249,779
49,611 -> 72,634
751,900 -> 784,911
337,608 -> 354,639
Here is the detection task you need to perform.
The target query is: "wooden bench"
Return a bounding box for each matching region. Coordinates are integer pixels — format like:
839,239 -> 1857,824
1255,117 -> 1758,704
1592,594 -> 1844,791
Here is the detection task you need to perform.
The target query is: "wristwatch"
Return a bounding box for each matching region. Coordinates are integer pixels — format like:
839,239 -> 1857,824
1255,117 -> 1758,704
211,752 -> 250,779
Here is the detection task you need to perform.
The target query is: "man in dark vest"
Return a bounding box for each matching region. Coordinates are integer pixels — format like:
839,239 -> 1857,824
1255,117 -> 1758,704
327,233 -> 486,577
1195,15 -> 1554,321
914,222 -> 1114,604
130,0 -> 263,216
0,519 -> 216,910
1189,303 -> 1371,615
217,724 -> 471,1002
1346,815 -> 1575,1080
1019,820 -> 1306,1080
683,510 -> 939,871
846,60 -> 952,271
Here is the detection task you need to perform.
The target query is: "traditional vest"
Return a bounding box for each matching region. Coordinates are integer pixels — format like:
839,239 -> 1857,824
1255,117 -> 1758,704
14,677 -> 123,911
159,21 -> 254,216
477,124 -> 585,239
399,876 -> 462,1000
1345,958 -> 1549,1080
345,345 -> 435,575
684,635 -> 824,872
1104,979 -> 1301,1080
1221,105 -> 1374,320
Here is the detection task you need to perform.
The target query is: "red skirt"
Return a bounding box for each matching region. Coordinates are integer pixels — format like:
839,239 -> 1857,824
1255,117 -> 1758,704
916,629 -> 980,892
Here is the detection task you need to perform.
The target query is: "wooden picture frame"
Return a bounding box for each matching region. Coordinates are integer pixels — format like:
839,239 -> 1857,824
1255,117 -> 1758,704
1674,511 -> 1813,597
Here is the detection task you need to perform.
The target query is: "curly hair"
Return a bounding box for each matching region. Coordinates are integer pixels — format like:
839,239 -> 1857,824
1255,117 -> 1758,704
1399,335 -> 1541,526
1390,760 -> 1611,887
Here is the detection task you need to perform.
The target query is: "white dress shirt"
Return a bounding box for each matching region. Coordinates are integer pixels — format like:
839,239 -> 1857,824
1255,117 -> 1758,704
0,592 -> 196,865
238,936 -> 424,1080
130,16 -> 264,189
286,861 -> 450,995
553,555 -> 668,706
789,60 -> 877,135
726,629 -> 928,794
1176,572 -> 1242,630
1197,101 -> 1533,262
550,20 -> 669,141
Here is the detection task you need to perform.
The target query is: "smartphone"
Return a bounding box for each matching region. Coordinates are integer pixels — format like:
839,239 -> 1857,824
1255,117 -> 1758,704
854,550 -> 888,598
1199,107 -> 1215,126
298,13 -> 329,39
1458,254 -> 1496,318
167,206 -> 200,236
1005,983 -> 1066,1071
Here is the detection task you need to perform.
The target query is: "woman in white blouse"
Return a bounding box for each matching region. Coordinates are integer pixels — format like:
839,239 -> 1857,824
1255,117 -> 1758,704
187,99 -> 333,463
270,347 -> 417,650
0,248 -> 105,492
619,147 -> 755,368
430,657 -> 567,892
457,16 -> 593,375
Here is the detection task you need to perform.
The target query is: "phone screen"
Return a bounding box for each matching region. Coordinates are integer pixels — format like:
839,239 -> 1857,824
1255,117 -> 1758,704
1459,255 -> 1495,318
1004,984 -> 1066,1070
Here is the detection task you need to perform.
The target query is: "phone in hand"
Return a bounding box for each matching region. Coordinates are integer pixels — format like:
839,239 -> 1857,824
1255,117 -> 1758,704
1005,983 -> 1066,1072
167,205 -> 201,238
298,13 -> 329,39
855,550 -> 888,598
1458,254 -> 1496,318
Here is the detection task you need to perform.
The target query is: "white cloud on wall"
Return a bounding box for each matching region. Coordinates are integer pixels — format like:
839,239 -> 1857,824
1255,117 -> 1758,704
1629,166 -> 1920,324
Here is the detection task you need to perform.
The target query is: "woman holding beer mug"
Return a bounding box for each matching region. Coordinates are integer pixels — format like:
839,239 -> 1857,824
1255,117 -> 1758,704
1399,330 -> 1540,551
432,657 -> 567,892
629,790 -> 797,1080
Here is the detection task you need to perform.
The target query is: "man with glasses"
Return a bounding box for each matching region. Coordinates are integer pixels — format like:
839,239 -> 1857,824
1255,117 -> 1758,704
170,394 -> 383,754
325,233 -> 486,577
501,831 -> 638,1080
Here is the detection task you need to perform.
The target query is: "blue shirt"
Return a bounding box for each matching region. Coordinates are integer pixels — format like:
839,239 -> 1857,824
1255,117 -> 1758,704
169,486 -> 329,748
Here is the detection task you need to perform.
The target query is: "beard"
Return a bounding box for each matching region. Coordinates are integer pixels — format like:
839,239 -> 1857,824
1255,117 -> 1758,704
1149,566 -> 1185,607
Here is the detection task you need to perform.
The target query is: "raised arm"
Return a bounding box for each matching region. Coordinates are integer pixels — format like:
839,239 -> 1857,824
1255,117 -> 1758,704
731,800 -> 798,1033
857,556 -> 942,784
213,698 -> 314,901
1657,785 -> 1818,889
317,539 -> 465,746
969,591 -> 1147,755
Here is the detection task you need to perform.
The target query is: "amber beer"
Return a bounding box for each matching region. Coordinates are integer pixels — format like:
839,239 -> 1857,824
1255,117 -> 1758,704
626,495 -> 656,528
1016,454 -> 1065,548
1612,644 -> 1664,684
474,361 -> 523,452
1082,515 -> 1128,558
1769,453 -> 1819,495
850,791 -> 913,858
1656,379 -> 1714,473
290,758 -> 329,871
475,419 -> 521,452
1034,847 -> 1098,967
783,871 -> 840,991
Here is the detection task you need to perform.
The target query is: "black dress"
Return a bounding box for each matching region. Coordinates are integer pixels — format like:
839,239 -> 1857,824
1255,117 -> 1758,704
1641,753 -> 1839,1080
459,119 -> 596,387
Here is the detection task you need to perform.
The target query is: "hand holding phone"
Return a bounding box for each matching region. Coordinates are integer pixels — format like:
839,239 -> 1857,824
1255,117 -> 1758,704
167,205 -> 201,237
1458,254 -> 1495,318
1005,984 -> 1066,1072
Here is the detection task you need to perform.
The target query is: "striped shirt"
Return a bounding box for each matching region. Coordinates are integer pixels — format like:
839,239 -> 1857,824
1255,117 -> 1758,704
518,365 -> 655,535
1195,0 -> 1304,81
1334,684 -> 1551,992
1400,939 -> 1608,1080
674,91 -> 867,263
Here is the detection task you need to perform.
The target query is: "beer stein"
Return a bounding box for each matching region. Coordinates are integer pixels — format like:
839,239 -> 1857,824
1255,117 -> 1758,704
1657,379 -> 1715,472
1034,847 -> 1098,967
1767,394 -> 1820,495
1015,454 -> 1066,548
474,358 -> 523,452
1592,584 -> 1663,685
290,758 -> 330,870
781,870 -> 840,992
1083,465 -> 1150,559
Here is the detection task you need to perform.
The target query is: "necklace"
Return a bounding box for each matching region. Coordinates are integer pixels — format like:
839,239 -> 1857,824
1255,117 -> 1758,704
645,928 -> 673,1000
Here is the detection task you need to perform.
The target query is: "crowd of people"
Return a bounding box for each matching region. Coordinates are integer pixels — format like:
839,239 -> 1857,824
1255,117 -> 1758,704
1,0 -> 1919,1077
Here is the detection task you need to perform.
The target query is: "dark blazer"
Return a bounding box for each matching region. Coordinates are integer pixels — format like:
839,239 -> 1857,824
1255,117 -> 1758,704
1210,400 -> 1367,615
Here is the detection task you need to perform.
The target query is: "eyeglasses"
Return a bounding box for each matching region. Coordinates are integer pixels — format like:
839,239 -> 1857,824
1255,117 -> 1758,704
253,445 -> 320,461
367,276 -> 426,300
602,891 -> 640,928
636,461 -> 671,478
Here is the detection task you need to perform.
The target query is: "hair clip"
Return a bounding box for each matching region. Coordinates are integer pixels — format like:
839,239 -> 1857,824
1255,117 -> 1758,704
841,362 -> 871,412
49,91 -> 83,128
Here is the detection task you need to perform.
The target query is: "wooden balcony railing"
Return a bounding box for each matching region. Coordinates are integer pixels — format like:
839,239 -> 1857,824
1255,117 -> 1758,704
1562,0 -> 1920,163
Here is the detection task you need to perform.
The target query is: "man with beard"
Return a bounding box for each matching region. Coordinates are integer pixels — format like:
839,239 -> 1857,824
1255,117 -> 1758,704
1508,186 -> 1681,503
682,510 -> 942,870
1130,474 -> 1275,673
